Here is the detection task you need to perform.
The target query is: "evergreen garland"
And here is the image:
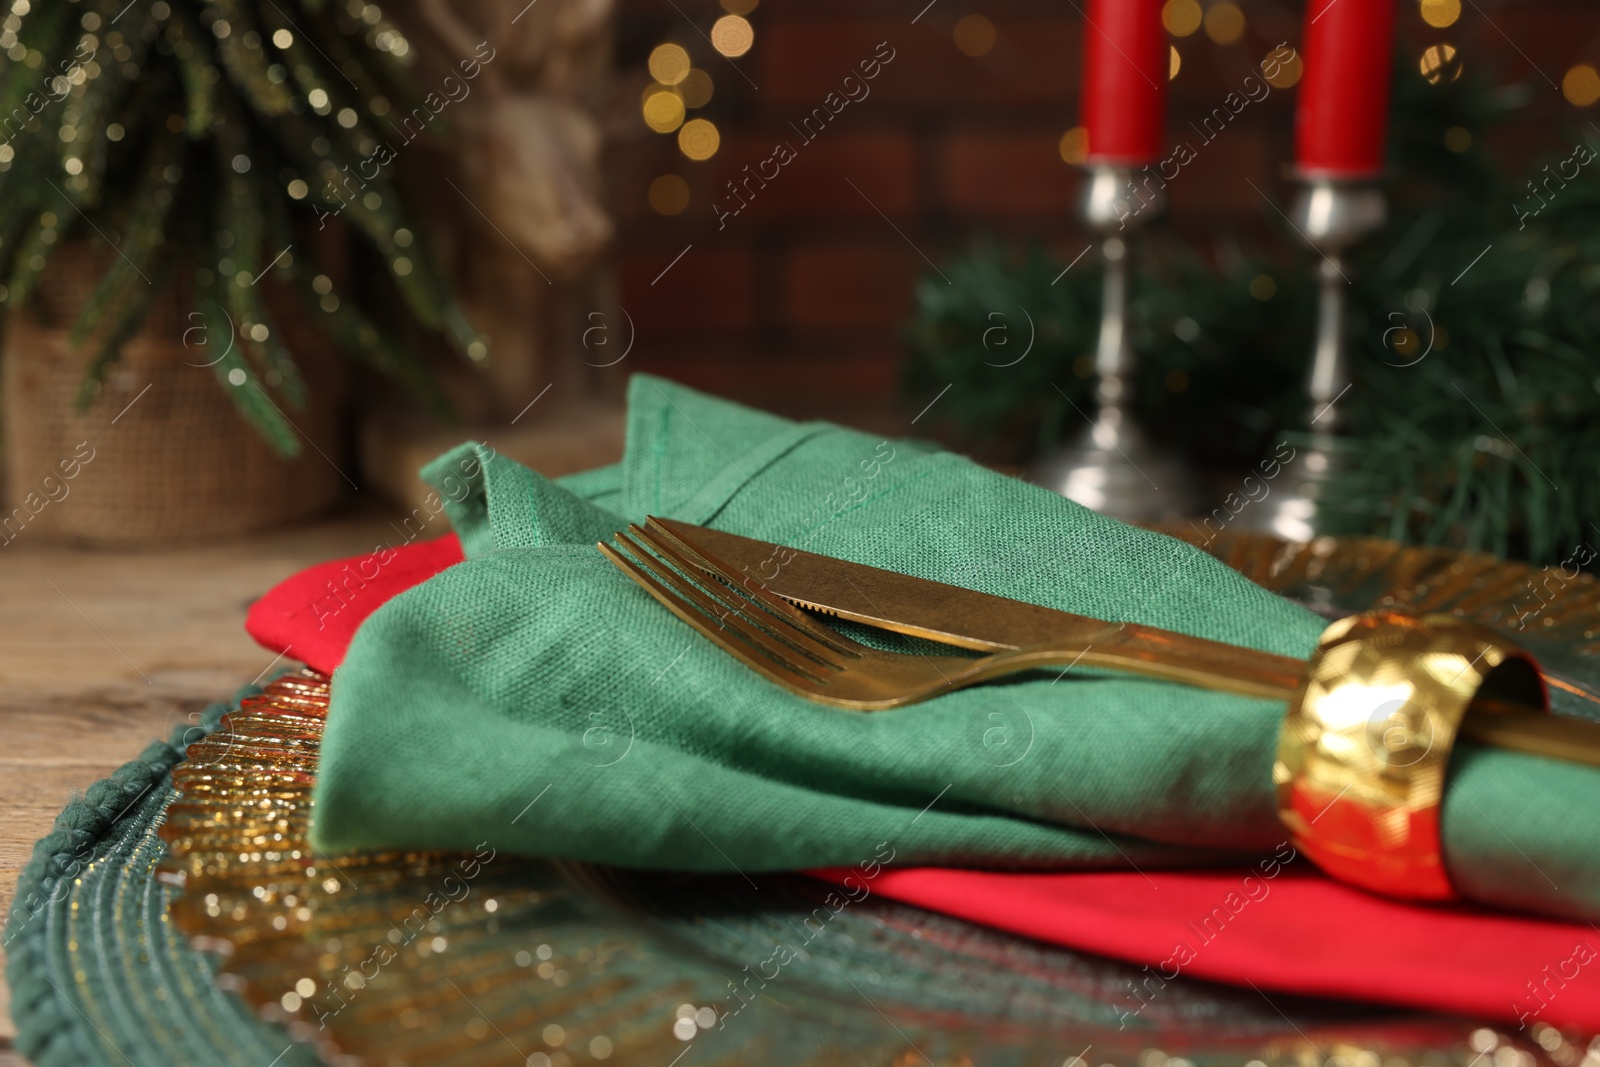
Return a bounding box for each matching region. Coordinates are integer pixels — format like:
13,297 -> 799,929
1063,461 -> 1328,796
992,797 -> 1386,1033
0,0 -> 478,456
906,58 -> 1600,564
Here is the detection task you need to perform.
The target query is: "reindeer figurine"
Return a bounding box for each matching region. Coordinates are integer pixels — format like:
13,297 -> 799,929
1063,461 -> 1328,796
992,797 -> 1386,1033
411,0 -> 616,415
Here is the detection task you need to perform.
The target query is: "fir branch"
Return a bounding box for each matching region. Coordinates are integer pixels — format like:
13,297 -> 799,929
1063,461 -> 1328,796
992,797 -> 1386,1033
304,4 -> 431,135
74,254 -> 178,410
0,147 -> 49,290
219,168 -> 308,408
169,6 -> 219,136
4,207 -> 59,308
290,264 -> 452,420
1,0 -> 481,452
64,43 -> 144,212
197,274 -> 300,456
70,131 -> 185,351
0,0 -> 74,122
257,160 -> 452,421
201,0 -> 292,116
258,1 -> 389,155
271,111 -> 468,344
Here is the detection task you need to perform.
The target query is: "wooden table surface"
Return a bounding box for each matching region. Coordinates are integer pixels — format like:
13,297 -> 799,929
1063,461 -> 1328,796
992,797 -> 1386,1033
0,504 -> 407,1062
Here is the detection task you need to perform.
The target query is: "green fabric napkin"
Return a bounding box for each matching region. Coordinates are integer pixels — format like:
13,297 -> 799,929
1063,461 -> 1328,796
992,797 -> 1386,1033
312,374 -> 1600,921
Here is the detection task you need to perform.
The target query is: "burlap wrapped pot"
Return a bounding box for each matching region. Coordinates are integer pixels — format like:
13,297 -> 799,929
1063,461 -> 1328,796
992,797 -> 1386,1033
1,243 -> 346,547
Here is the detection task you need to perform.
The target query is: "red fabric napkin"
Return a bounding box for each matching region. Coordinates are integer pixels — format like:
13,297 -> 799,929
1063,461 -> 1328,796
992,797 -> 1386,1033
248,537 -> 1600,1029
245,534 -> 467,676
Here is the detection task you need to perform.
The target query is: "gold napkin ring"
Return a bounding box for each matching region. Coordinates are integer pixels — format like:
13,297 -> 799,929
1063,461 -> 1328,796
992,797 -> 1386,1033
1274,609 -> 1547,900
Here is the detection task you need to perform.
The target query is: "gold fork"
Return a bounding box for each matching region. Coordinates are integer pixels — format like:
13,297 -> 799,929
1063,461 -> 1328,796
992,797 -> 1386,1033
596,518 -> 1600,771
602,519 -> 1600,903
598,517 -> 1311,709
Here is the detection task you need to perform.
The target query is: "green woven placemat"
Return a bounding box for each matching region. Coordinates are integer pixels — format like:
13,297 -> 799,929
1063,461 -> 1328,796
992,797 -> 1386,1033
4,684 -> 318,1067
0,676 -> 1506,1067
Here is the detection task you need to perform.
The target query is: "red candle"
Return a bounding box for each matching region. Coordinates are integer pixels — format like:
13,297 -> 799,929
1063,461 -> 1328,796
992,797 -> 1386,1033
1295,0 -> 1396,178
1080,0 -> 1168,166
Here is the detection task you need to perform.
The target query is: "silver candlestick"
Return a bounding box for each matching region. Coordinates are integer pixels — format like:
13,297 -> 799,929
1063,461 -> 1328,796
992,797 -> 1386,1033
1241,178 -> 1386,541
1030,165 -> 1199,522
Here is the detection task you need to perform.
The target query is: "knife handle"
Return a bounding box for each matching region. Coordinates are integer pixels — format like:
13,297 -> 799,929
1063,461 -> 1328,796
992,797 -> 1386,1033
990,624 -> 1308,702
995,617 -> 1600,771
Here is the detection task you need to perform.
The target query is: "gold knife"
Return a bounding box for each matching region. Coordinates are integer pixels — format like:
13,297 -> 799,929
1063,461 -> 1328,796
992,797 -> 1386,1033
650,517 -> 1600,768
653,516 -> 1307,693
636,518 -> 1600,901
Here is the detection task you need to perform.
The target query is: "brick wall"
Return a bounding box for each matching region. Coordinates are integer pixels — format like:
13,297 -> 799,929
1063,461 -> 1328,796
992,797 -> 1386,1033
608,0 -> 1600,432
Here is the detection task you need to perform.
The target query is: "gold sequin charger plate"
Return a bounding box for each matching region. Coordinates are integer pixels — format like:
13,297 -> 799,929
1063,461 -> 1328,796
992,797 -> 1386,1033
154,531 -> 1600,1067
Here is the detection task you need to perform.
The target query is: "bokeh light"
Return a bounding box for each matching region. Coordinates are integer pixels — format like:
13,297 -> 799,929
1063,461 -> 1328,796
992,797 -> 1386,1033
1249,274 -> 1276,301
954,14 -> 996,56
1419,43 -> 1461,84
1419,0 -> 1460,28
1204,2 -> 1245,45
679,118 -> 721,160
711,15 -> 754,58
1162,0 -> 1202,37
1444,125 -> 1472,151
642,89 -> 686,133
1058,126 -> 1088,165
1169,45 -> 1181,80
1262,46 -> 1302,88
648,174 -> 690,215
1564,64 -> 1600,106
1390,328 -> 1423,360
679,69 -> 714,108
648,43 -> 691,85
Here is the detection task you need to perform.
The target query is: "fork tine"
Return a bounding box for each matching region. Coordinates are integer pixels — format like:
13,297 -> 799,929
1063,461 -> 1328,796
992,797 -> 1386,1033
598,540 -> 827,692
640,517 -> 862,659
629,522 -> 853,669
614,529 -> 840,675
605,532 -> 835,684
